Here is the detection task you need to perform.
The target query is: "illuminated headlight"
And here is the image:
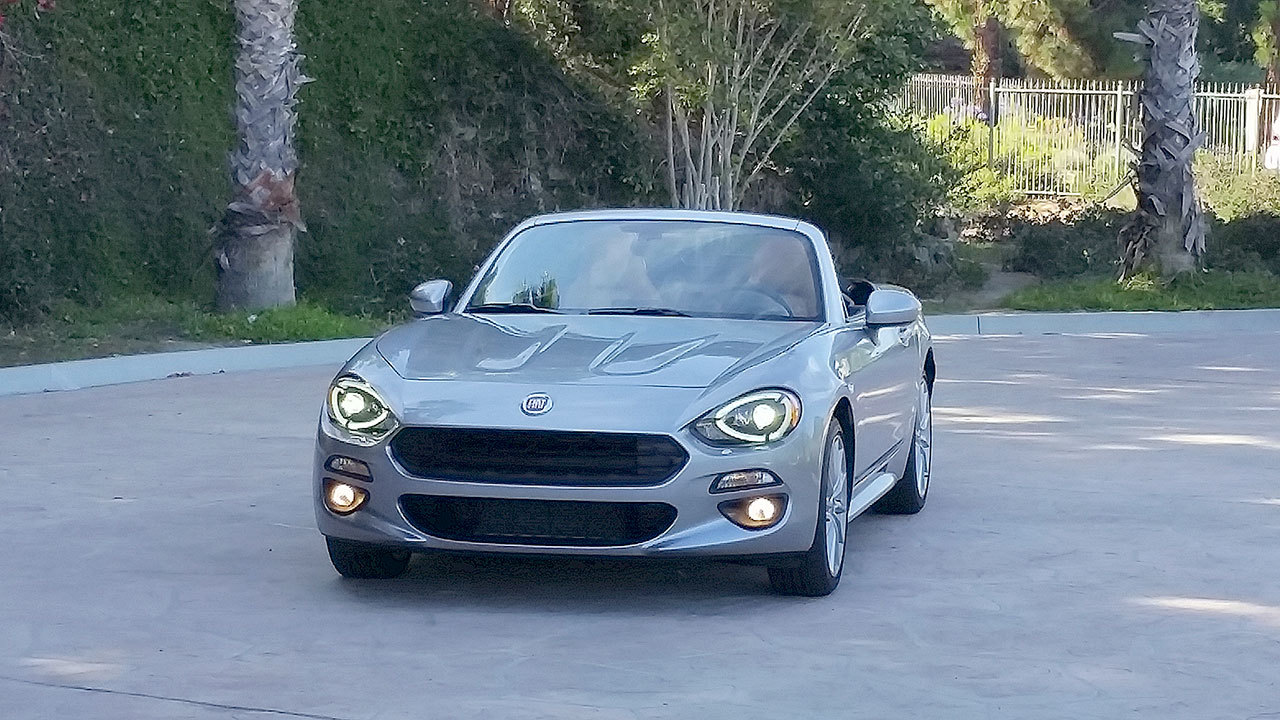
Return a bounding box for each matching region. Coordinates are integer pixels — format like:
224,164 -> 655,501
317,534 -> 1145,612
692,389 -> 801,445
326,376 -> 397,440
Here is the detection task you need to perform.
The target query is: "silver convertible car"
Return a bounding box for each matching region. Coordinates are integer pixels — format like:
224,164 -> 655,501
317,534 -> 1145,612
314,209 -> 934,596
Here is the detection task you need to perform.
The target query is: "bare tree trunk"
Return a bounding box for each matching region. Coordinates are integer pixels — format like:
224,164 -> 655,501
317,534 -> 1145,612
1120,0 -> 1204,278
1268,14 -> 1280,85
478,0 -> 513,23
656,0 -> 865,211
663,86 -> 679,207
216,0 -> 305,312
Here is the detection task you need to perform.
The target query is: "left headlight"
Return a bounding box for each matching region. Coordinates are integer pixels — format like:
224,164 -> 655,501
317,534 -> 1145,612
326,376 -> 398,440
692,389 -> 801,445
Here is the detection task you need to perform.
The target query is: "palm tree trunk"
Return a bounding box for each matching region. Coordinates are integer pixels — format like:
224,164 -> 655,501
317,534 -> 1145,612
1121,0 -> 1204,278
216,0 -> 305,311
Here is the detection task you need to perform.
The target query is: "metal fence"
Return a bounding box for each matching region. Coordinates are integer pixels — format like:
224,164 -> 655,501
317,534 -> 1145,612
895,73 -> 1280,197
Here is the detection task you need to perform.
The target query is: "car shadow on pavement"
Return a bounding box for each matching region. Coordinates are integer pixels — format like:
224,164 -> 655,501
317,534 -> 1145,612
329,552 -> 797,611
323,514 -> 906,612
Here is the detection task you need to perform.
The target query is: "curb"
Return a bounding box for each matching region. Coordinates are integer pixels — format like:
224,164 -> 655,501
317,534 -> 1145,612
3,308 -> 1280,397
926,308 -> 1280,336
0,338 -> 371,398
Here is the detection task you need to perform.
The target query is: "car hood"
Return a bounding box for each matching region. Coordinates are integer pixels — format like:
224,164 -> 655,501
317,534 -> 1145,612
376,314 -> 820,389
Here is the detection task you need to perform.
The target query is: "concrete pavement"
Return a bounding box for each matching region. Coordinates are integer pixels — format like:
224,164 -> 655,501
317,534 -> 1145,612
1,331 -> 1279,718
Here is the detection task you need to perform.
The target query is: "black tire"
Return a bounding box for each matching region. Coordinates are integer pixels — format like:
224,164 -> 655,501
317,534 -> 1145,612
875,377 -> 931,515
768,418 -> 848,597
326,537 -> 411,579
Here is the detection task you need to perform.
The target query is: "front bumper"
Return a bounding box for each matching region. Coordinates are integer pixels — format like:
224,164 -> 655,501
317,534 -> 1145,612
313,416 -> 824,558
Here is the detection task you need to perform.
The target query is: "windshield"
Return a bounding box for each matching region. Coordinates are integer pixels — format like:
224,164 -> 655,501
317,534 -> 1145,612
466,220 -> 823,321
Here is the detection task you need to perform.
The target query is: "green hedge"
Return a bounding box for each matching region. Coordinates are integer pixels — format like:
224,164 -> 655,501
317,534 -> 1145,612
1,0 -> 235,321
2,0 -> 955,326
0,0 -> 654,325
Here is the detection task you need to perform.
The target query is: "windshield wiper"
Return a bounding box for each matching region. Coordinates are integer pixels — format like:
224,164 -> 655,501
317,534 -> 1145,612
585,306 -> 691,317
467,302 -> 562,314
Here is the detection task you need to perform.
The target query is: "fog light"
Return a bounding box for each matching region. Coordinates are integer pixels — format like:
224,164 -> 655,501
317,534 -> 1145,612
718,494 -> 787,530
747,497 -> 778,523
710,469 -> 781,493
323,479 -> 367,515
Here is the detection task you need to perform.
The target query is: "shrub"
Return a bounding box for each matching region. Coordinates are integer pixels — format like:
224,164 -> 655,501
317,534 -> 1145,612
780,111 -> 962,295
954,251 -> 992,289
1194,156 -> 1280,275
1205,214 -> 1280,275
1005,206 -> 1124,278
1197,155 -> 1280,221
922,114 -> 1130,212
925,117 -> 1019,212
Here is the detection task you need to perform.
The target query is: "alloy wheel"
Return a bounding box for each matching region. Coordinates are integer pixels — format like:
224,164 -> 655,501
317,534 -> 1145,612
824,432 -> 849,577
914,381 -> 932,497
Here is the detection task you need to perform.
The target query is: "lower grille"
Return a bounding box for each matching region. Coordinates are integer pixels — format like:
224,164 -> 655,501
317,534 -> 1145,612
399,495 -> 678,547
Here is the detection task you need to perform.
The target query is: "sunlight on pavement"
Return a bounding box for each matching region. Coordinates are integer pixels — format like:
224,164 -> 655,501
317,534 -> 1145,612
948,428 -> 1058,437
934,407 -> 1067,424
1146,433 -> 1280,451
21,656 -> 125,682
1067,392 -> 1154,402
1077,386 -> 1164,395
1064,333 -> 1149,339
1132,597 -> 1280,629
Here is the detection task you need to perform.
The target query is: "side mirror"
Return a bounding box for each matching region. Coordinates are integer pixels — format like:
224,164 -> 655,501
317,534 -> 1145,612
409,279 -> 453,317
865,287 -> 921,326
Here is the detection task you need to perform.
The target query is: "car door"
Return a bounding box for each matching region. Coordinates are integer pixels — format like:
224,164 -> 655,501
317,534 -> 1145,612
883,318 -> 922,453
832,316 -> 911,481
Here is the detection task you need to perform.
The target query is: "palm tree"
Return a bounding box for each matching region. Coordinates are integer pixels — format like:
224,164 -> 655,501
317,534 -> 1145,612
1119,0 -> 1204,277
927,0 -> 1096,87
215,0 -> 305,311
1254,1 -> 1280,84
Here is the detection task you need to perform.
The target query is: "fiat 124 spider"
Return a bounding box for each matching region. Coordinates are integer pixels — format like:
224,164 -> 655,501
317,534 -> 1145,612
315,209 -> 934,596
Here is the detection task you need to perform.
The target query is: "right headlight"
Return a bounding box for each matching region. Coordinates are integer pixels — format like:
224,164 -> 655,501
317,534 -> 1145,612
326,376 -> 398,441
692,389 -> 802,445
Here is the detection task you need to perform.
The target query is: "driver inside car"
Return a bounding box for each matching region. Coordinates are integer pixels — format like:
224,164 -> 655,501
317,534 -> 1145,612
563,230 -> 661,309
746,234 -> 819,319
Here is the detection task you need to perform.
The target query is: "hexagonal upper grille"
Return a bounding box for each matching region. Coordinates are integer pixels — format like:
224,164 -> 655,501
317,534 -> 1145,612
389,427 -> 688,487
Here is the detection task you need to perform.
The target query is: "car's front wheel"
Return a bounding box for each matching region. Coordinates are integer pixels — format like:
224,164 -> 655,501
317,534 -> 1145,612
768,417 -> 849,596
875,374 -> 932,514
325,537 -> 411,579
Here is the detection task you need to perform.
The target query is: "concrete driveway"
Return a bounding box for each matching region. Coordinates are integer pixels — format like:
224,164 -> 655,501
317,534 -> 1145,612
2,331 -> 1278,719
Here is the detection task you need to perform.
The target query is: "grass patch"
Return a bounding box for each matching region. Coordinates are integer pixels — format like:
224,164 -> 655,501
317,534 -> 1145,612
0,296 -> 388,367
186,303 -> 387,343
1002,271 -> 1280,311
